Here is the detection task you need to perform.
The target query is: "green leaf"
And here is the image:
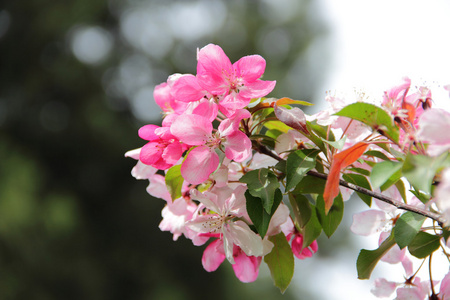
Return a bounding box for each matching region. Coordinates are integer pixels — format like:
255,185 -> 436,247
288,193 -> 311,228
165,165 -> 183,201
321,136 -> 346,150
274,160 -> 287,173
245,189 -> 282,238
301,204 -> 322,248
240,168 -> 279,214
293,175 -> 326,194
264,232 -> 295,293
348,167 -> 371,176
410,188 -> 431,204
394,212 -> 426,249
343,173 -> 372,206
370,161 -> 403,190
402,152 -> 449,194
334,102 -> 399,142
443,229 -> 450,242
395,179 -> 408,202
364,150 -> 393,161
286,149 -> 320,191
408,232 -> 441,258
316,194 -> 344,237
264,120 -> 291,134
357,233 -> 396,279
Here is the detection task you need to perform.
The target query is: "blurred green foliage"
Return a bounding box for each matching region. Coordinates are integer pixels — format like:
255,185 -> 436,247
0,0 -> 328,299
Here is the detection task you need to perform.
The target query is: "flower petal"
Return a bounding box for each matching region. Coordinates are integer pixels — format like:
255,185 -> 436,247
181,146 -> 219,184
202,239 -> 226,272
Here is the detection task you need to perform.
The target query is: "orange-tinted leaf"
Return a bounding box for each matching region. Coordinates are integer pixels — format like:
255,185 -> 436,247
402,102 -> 416,124
323,142 -> 369,214
276,97 -> 313,106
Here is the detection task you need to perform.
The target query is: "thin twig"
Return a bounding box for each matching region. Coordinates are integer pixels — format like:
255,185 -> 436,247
255,143 -> 446,226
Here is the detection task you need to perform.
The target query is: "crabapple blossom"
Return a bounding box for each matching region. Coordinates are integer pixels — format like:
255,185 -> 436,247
170,112 -> 251,184
196,44 -> 276,117
187,185 -> 272,264
417,108 -> 450,156
138,124 -> 186,170
126,44 -> 450,296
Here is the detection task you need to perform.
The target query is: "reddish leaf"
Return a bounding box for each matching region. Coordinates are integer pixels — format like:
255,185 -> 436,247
402,102 -> 416,124
323,142 -> 369,214
273,104 -> 309,134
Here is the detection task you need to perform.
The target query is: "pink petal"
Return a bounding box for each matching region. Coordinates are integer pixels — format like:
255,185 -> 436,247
223,131 -> 252,162
153,82 -> 174,112
202,239 -> 226,272
218,93 -> 251,117
225,221 -> 264,257
171,74 -> 205,103
170,114 -> 212,145
140,142 -> 169,169
181,146 -> 219,184
197,44 -> 232,95
138,124 -> 159,141
234,55 -> 266,83
350,210 -> 387,236
146,174 -> 171,201
231,248 -> 261,283
440,272 -> 450,297
162,142 -> 183,165
238,79 -> 276,99
370,278 -> 398,298
189,98 -> 218,122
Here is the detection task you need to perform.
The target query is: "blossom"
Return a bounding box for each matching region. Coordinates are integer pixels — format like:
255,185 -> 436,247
124,148 -> 158,180
417,108 -> 450,156
170,112 -> 252,184
138,124 -> 186,170
433,168 -> 450,226
187,185 -> 272,264
196,44 -> 276,117
202,237 -> 262,282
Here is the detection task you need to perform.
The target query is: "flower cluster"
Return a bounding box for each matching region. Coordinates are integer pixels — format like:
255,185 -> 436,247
126,44 -> 316,283
126,44 -> 450,298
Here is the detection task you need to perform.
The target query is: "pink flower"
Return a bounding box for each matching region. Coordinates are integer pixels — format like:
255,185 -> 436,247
439,272 -> 450,299
154,78 -> 188,116
290,233 -> 318,260
170,112 -> 252,184
395,277 -> 430,300
417,108 -> 450,156
433,168 -> 450,227
371,278 -> 399,298
138,124 -> 187,170
196,44 -> 276,117
124,148 -> 158,180
202,238 -> 262,283
187,185 -> 272,263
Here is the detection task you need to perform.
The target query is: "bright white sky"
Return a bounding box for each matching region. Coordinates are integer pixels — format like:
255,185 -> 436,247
318,0 -> 450,110
294,1 -> 450,299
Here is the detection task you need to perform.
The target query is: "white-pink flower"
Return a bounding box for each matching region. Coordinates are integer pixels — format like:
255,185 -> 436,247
433,168 -> 450,227
417,108 -> 450,156
170,112 -> 252,184
187,185 -> 272,264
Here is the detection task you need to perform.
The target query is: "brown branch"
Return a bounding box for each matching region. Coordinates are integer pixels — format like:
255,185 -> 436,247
255,143 -> 446,226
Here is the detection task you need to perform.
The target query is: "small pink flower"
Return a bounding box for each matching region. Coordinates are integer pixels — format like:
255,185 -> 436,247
171,113 -> 251,184
290,233 -> 318,260
196,44 -> 276,117
138,124 -> 186,170
201,238 -> 262,283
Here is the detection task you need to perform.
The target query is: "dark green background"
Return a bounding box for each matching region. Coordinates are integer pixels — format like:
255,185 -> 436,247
0,0 -> 334,299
